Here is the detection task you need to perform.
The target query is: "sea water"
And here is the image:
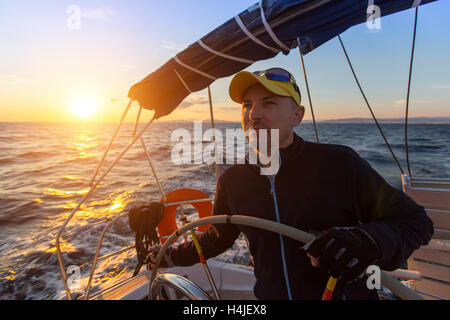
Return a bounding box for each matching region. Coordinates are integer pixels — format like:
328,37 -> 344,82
0,121 -> 448,299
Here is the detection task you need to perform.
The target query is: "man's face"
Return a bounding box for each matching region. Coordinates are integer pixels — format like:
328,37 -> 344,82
241,84 -> 304,148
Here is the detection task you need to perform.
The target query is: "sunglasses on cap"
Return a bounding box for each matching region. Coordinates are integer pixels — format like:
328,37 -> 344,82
253,68 -> 300,94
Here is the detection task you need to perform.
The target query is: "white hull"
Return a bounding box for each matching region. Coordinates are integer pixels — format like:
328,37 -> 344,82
90,259 -> 256,300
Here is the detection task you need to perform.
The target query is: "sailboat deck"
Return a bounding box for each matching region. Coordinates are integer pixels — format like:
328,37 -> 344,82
402,175 -> 450,300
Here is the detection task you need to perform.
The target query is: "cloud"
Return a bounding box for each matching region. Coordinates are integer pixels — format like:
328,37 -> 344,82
216,106 -> 241,112
82,6 -> 118,22
0,74 -> 33,86
431,84 -> 450,90
395,98 -> 449,106
179,95 -> 209,109
120,64 -> 135,70
160,40 -> 186,52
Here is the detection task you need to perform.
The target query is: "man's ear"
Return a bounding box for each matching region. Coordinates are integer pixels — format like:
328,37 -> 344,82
293,105 -> 305,126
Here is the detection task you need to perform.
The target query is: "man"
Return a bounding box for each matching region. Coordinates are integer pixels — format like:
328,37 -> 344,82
150,68 -> 433,300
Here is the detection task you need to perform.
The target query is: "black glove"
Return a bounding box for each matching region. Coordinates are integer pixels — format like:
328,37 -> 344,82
306,227 -> 381,282
148,245 -> 175,270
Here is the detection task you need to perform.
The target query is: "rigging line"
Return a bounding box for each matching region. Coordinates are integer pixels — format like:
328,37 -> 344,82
207,86 -> 221,183
405,7 -> 419,178
337,35 -> 405,175
297,37 -> 320,143
140,137 -> 167,203
132,106 -> 142,138
56,113 -> 156,300
89,99 -> 133,186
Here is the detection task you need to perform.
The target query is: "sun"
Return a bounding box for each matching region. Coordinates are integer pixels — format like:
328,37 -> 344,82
69,98 -> 97,118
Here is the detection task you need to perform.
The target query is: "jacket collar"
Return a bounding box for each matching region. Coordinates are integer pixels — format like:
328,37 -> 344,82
280,132 -> 304,165
244,132 -> 306,173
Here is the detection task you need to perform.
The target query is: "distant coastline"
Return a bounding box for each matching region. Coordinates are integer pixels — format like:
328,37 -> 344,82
157,117 -> 450,124
212,117 -> 450,124
1,117 -> 450,124
314,117 -> 450,124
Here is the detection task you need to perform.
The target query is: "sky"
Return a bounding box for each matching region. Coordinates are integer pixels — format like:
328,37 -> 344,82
0,0 -> 449,123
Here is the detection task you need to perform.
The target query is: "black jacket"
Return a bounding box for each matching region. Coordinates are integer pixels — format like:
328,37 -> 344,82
170,133 -> 433,299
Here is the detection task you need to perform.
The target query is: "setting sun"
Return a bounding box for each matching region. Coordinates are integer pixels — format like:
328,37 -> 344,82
69,98 -> 97,118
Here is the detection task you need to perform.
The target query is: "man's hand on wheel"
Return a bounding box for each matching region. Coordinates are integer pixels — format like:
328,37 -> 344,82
306,227 -> 381,282
148,245 -> 175,270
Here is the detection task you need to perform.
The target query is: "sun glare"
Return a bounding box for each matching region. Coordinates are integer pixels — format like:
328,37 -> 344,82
69,98 -> 97,118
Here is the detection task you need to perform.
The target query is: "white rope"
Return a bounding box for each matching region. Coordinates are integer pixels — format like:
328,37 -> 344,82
173,68 -> 192,93
207,86 -> 221,183
197,39 -> 255,64
89,99 -> 133,186
140,137 -> 167,202
259,0 -> 290,52
234,15 -> 279,54
132,106 -> 142,138
174,55 -> 217,81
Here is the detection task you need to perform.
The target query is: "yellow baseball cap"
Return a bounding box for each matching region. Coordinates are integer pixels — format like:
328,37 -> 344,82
229,68 -> 301,107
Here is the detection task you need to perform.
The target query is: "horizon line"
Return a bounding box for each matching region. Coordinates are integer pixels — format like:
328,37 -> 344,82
1,116 -> 449,124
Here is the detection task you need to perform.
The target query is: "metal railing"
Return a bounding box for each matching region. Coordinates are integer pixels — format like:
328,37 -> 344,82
84,212 -> 129,300
56,99 -> 156,300
55,99 -> 219,299
150,273 -> 212,300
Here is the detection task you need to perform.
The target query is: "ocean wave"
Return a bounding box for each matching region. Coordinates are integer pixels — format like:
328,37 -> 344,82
1,122 -> 448,300
0,199 -> 42,225
124,145 -> 172,161
0,157 -> 15,165
18,151 -> 54,158
373,143 -> 407,150
409,144 -> 443,151
42,188 -> 90,200
0,214 -> 38,226
63,156 -> 99,166
17,166 -> 59,178
59,176 -> 88,185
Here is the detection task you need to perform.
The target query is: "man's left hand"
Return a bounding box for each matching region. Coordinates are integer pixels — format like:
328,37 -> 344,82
148,245 -> 175,270
306,227 -> 381,282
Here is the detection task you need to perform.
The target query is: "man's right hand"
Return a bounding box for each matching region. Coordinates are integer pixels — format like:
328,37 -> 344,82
148,245 -> 175,270
305,227 -> 381,282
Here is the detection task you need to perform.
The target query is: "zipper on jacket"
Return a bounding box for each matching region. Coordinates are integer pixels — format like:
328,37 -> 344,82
269,174 -> 293,300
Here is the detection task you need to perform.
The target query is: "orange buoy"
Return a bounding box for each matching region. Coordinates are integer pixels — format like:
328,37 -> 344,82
158,188 -> 212,244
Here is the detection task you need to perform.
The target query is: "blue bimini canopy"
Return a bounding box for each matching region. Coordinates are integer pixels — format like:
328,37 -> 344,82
128,0 -> 436,119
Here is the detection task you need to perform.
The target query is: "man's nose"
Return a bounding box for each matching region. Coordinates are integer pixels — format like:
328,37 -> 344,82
249,104 -> 263,120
